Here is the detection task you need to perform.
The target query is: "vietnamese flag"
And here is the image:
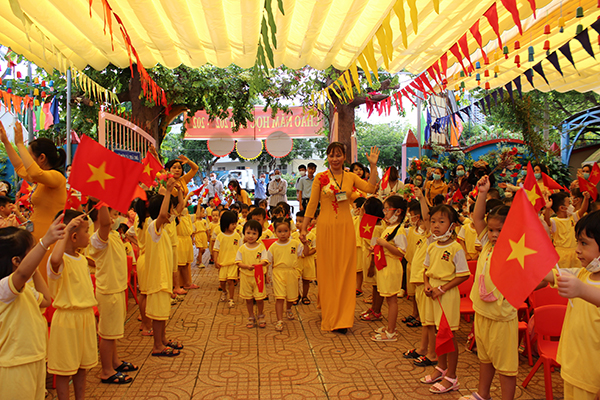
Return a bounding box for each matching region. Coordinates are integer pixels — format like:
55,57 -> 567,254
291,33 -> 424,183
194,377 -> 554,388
489,189 -> 560,308
139,151 -> 163,187
262,238 -> 277,250
19,180 -> 32,195
359,214 -> 378,239
254,264 -> 265,292
132,185 -> 147,201
590,163 -> 600,185
542,172 -> 566,192
213,192 -> 221,207
579,176 -> 598,201
68,135 -> 144,214
435,301 -> 455,356
451,189 -> 464,202
374,245 -> 387,270
523,162 -> 544,212
65,189 -> 81,210
380,167 -> 391,190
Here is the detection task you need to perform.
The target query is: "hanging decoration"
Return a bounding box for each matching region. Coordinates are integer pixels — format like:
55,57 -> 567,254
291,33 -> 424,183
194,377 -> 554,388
72,68 -> 119,104
207,137 -> 235,157
236,139 -> 263,160
265,131 -> 293,158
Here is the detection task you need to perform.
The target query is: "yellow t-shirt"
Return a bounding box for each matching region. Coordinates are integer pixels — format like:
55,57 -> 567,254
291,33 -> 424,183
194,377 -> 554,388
260,229 -> 274,242
550,215 -> 578,248
405,226 -> 427,264
379,224 -> 408,259
165,218 -> 178,248
47,253 -> 97,309
469,231 -> 517,321
291,231 -> 300,241
0,275 -> 46,367
235,243 -> 269,277
143,220 -> 174,294
298,229 -> 317,268
176,212 -> 194,237
557,268 -> 600,394
267,239 -> 302,269
410,233 -> 434,284
214,232 -> 242,266
88,230 -> 128,294
353,216 -> 362,248
458,222 -> 481,259
424,241 -> 470,282
194,218 -> 208,234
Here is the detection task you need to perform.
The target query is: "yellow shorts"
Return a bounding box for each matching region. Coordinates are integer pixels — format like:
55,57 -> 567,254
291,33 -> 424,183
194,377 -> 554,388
48,308 -> 98,375
474,314 -> 519,376
146,291 -> 171,321
0,359 -> 46,400
423,278 -> 460,331
376,258 -> 403,297
556,247 -> 582,269
218,264 -> 238,281
273,267 -> 300,301
194,232 -> 208,249
137,253 -> 147,294
406,262 -> 415,296
564,381 -> 597,400
239,273 -> 267,300
177,237 -> 194,265
298,257 -> 316,281
97,291 -> 126,339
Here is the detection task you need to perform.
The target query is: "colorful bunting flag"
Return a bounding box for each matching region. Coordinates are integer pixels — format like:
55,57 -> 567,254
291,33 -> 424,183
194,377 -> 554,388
381,167 -> 391,190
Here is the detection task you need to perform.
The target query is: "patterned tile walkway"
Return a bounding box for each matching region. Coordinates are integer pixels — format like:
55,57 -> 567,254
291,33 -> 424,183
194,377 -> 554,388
46,264 -> 563,399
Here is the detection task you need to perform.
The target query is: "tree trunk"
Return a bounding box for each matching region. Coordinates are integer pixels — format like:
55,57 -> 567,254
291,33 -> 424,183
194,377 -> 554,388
128,69 -> 165,147
329,99 -> 356,164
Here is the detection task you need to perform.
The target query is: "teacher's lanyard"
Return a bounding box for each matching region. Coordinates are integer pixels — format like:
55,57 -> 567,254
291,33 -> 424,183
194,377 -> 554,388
329,169 -> 344,191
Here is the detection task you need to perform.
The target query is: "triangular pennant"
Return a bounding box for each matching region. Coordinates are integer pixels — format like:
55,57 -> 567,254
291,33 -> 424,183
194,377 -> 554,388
432,61 -> 442,83
498,87 -> 504,101
458,33 -> 474,70
483,3 -> 503,49
527,0 -> 537,18
505,82 -> 514,103
485,95 -> 492,114
559,42 -> 576,69
575,28 -> 595,59
532,63 -> 549,86
546,52 -> 563,76
501,0 -> 523,35
492,90 -> 498,106
427,66 -> 440,86
440,53 -> 448,80
524,69 -> 535,88
449,43 -> 468,74
591,19 -> 600,36
514,76 -> 523,99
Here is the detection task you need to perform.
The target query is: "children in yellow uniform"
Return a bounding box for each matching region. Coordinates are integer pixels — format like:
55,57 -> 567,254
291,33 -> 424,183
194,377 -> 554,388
194,206 -> 208,267
208,208 -> 220,252
371,195 -> 408,342
143,180 -> 182,357
267,219 -> 303,332
421,204 -> 470,394
457,205 -> 482,261
459,176 -> 517,400
542,211 -> 600,400
297,212 -> 317,304
177,208 -> 196,290
0,217 -> 61,400
248,208 -> 274,243
131,209 -> 153,335
89,206 -> 137,384
47,210 -> 98,400
545,191 -> 589,269
236,220 -> 270,329
213,211 -> 242,307
352,197 -> 367,296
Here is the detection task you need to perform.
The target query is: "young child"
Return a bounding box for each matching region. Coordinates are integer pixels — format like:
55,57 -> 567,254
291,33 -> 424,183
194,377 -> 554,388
132,197 -> 153,335
297,211 -> 317,304
249,208 -> 274,242
47,210 -> 98,399
353,197 -> 367,296
236,220 -> 269,328
213,210 -> 242,307
176,206 -> 197,290
359,197 -> 386,319
457,204 -> 482,260
208,208 -> 221,258
544,191 -> 590,269
143,180 -> 183,357
420,204 -> 470,394
194,205 -> 209,267
267,218 -> 303,331
459,175 -> 516,400
0,195 -> 25,228
370,195 -> 408,342
0,216 -> 61,400
543,210 -> 600,400
239,203 -> 249,224
89,206 -> 137,384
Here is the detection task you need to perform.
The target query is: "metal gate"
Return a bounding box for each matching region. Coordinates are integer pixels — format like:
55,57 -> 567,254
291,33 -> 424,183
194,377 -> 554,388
98,110 -> 156,157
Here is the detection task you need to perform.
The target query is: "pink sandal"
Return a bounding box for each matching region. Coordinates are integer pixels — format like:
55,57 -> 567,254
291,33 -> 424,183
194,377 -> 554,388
419,366 -> 447,384
360,309 -> 382,321
429,376 -> 459,394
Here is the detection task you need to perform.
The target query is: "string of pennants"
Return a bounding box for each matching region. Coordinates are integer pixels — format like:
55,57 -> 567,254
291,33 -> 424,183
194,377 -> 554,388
473,18 -> 600,115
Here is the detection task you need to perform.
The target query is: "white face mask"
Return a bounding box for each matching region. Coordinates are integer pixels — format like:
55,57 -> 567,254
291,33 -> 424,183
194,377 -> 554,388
210,176 -> 216,182
274,175 -> 281,181
432,224 -> 454,242
566,205 -> 575,216
387,214 -> 399,224
586,257 -> 600,273
300,171 -> 306,177
259,177 -> 265,183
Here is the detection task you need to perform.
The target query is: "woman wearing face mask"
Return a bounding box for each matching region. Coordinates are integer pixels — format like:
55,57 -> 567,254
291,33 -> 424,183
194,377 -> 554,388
533,163 -> 549,194
424,167 -> 448,207
378,166 -> 404,201
412,174 -> 424,189
300,142 -> 380,333
0,121 -> 66,282
452,164 -> 472,198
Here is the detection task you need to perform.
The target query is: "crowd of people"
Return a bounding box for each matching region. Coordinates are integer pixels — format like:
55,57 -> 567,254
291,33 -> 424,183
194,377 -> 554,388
0,119 -> 599,400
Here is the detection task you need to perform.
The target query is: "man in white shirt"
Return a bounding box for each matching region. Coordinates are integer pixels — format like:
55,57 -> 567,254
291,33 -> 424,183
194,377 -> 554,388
297,163 -> 316,211
207,173 -> 224,200
268,169 -> 287,207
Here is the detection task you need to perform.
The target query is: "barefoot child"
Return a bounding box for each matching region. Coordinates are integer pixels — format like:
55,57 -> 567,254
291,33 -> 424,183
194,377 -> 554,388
459,175 -> 516,400
420,204 -> 470,394
213,211 -> 242,307
236,220 -> 269,328
89,206 -> 138,384
47,211 -> 98,399
0,216 -> 63,400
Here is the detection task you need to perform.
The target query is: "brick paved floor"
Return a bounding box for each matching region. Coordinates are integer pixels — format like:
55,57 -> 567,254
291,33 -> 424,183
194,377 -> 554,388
46,263 -> 564,399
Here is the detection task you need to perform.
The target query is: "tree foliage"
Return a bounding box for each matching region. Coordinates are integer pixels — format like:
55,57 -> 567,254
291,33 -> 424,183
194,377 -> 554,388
355,121 -> 413,168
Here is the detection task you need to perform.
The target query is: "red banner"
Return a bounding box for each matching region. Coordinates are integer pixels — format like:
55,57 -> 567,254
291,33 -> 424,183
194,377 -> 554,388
184,107 -> 324,140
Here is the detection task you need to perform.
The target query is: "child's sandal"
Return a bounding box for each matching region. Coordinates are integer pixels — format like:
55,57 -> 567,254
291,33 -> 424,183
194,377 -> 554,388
286,310 -> 295,320
420,366 -> 447,384
246,317 -> 256,328
275,320 -> 284,331
257,314 -> 267,328
458,393 -> 491,400
429,376 -> 459,394
370,330 -> 398,342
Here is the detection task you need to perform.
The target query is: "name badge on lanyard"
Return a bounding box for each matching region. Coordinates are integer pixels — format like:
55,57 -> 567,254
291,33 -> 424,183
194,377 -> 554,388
335,191 -> 347,202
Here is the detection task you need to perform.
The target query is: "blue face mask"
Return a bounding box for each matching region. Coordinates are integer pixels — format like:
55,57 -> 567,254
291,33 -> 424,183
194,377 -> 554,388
584,172 -> 591,180
433,173 -> 441,181
534,172 -> 542,180
456,170 -> 465,177
520,170 -> 527,177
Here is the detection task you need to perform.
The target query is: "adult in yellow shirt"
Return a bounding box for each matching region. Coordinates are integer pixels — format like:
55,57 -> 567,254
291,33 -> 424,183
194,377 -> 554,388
227,179 -> 252,206
424,167 -> 448,207
165,155 -> 198,197
300,142 -> 380,333
1,121 -> 66,282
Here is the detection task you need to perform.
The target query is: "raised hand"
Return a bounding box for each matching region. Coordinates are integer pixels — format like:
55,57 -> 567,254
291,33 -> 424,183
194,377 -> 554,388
477,175 -> 490,194
13,121 -> 24,144
43,214 -> 67,246
0,121 -> 8,144
177,155 -> 190,165
365,146 -> 380,166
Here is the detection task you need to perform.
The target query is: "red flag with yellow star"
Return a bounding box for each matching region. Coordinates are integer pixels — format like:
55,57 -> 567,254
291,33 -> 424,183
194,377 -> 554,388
451,189 -> 464,202
139,151 -> 163,187
522,162 -> 544,212
359,214 -> 378,239
69,135 -> 144,214
254,264 -> 265,292
542,172 -> 566,192
489,188 -> 559,308
374,245 -> 387,271
380,167 -> 391,190
578,176 -> 598,201
590,163 -> 600,185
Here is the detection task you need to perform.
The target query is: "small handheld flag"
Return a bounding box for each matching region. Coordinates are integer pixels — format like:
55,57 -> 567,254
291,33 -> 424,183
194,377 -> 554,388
523,162 -> 544,212
590,163 -> 600,185
262,238 -> 277,250
254,264 -> 265,292
578,176 -> 598,201
140,151 -> 163,187
374,245 -> 387,270
380,167 -> 391,190
359,214 -> 379,239
435,300 -> 455,356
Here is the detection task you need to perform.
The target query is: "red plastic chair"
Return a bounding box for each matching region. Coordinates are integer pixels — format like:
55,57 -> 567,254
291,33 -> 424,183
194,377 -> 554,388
530,286 -> 568,308
518,320 -> 533,366
458,274 -> 475,322
521,304 -> 567,400
127,256 -> 138,305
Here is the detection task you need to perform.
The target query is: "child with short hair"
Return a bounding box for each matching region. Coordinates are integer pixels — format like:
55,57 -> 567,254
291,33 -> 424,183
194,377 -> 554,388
267,218 -> 303,331
47,210 -> 98,399
89,206 -> 137,384
143,179 -> 183,357
0,216 -> 62,400
297,210 -> 317,304
213,210 -> 242,307
249,208 -> 273,241
370,195 -> 408,342
194,205 -> 209,267
0,195 -> 25,228
353,197 -> 367,296
236,220 -> 269,328
459,175 -> 516,400
420,204 -> 470,394
359,197 -> 386,318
